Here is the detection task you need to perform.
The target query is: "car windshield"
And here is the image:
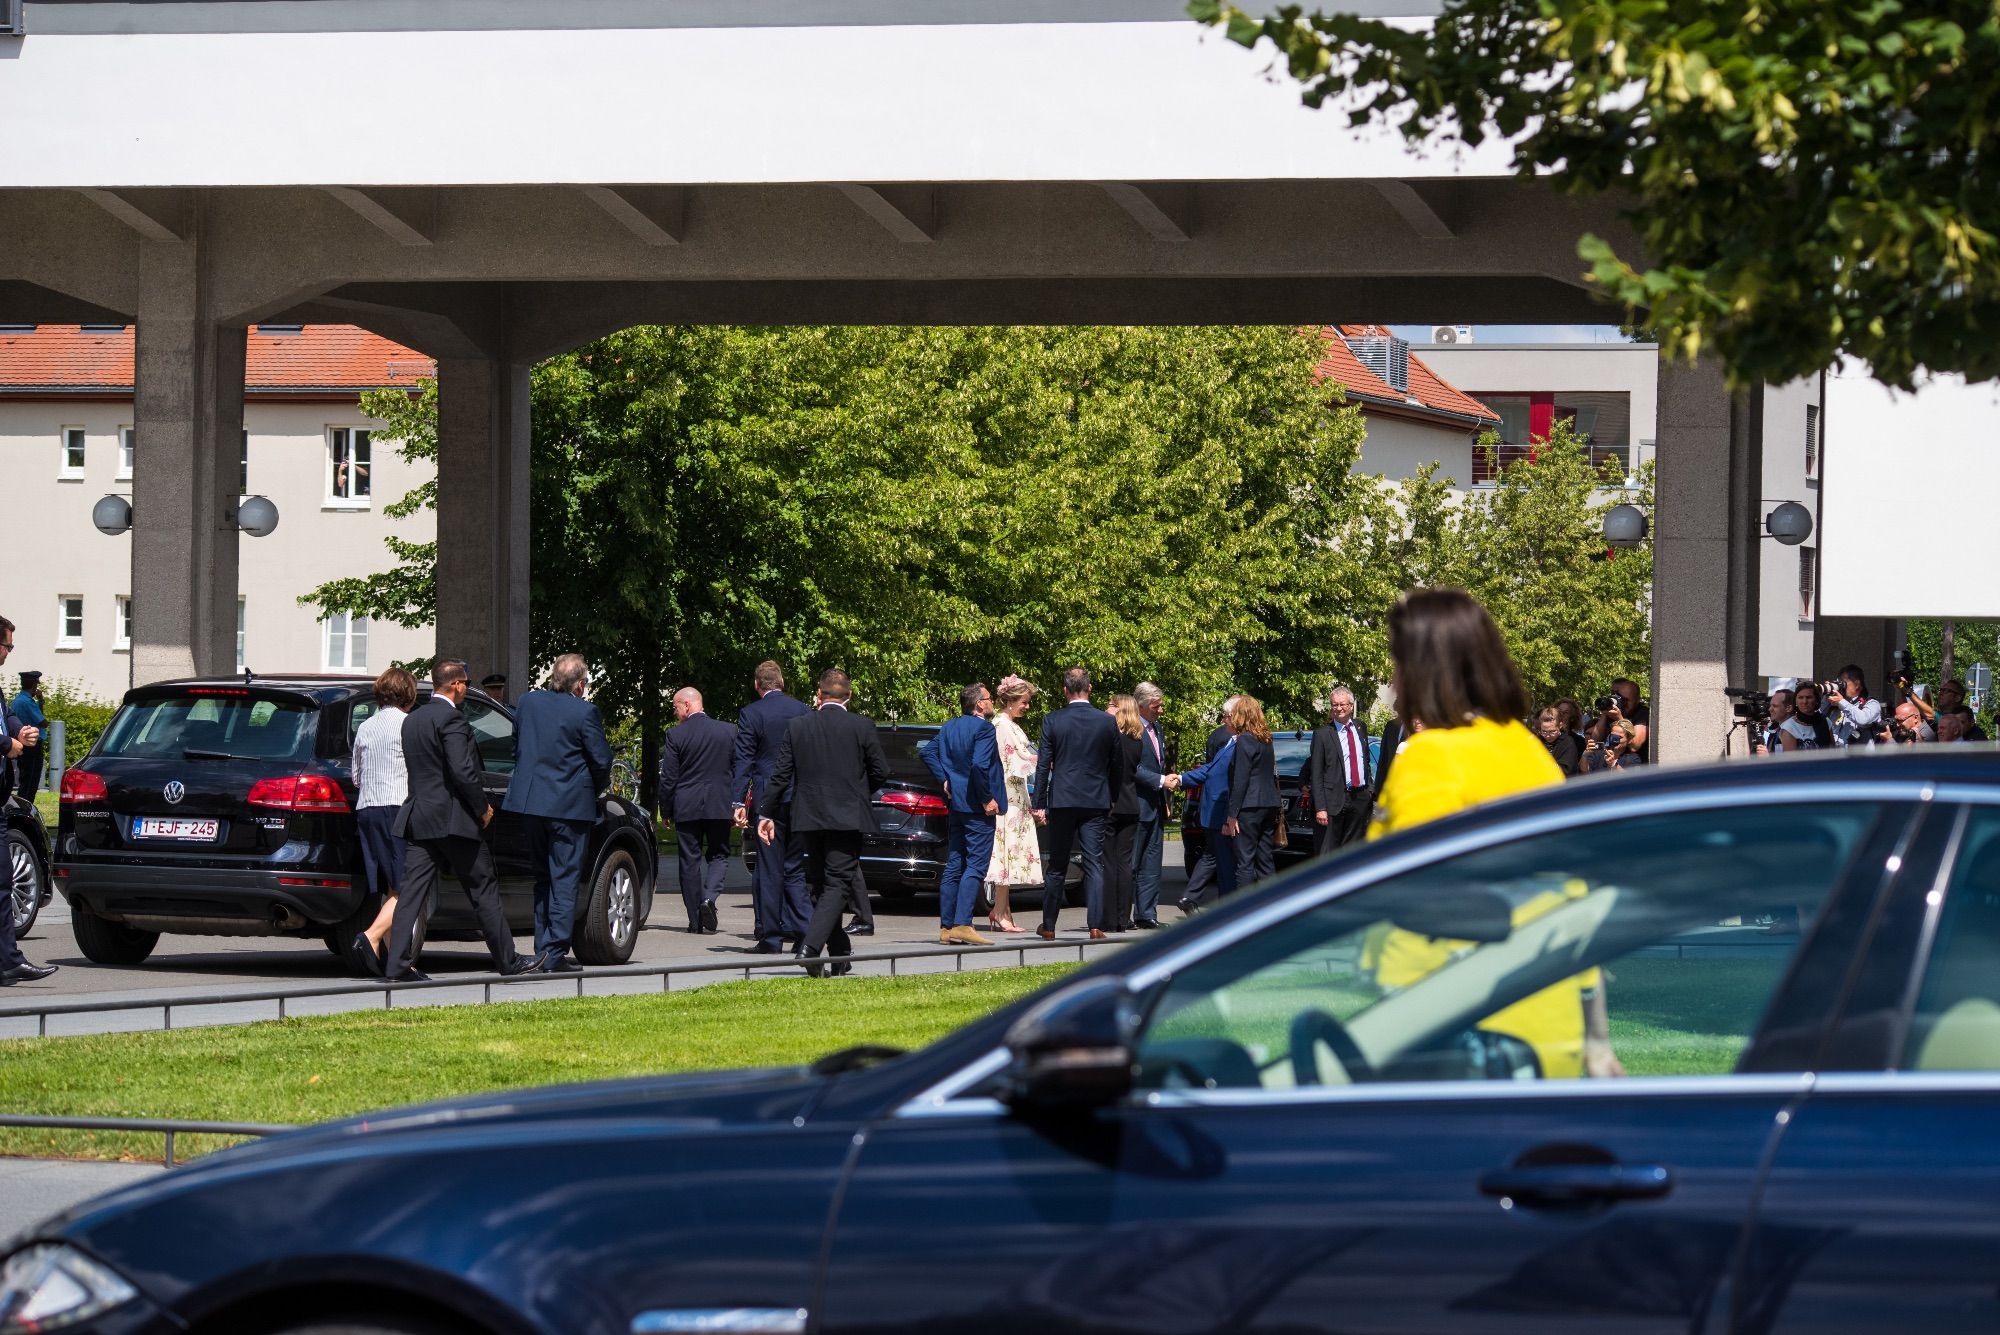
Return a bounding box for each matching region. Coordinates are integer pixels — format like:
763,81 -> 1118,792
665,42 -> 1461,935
95,693 -> 319,763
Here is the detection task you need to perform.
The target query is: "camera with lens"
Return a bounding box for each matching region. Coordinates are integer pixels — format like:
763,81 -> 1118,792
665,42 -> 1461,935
1725,686 -> 1772,727
1597,693 -> 1622,715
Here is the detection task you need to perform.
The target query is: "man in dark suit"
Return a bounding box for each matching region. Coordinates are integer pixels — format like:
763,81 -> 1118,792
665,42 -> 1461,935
757,669 -> 890,976
731,660 -> 812,954
501,653 -> 611,973
385,658 -> 534,982
1176,696 -> 1238,915
1130,682 -> 1170,929
923,682 -> 1007,946
658,687 -> 738,935
1033,667 -> 1122,941
0,615 -> 55,985
1307,684 -> 1374,853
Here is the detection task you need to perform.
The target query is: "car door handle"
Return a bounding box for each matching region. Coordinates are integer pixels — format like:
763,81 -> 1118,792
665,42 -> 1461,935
1477,1162 -> 1674,1208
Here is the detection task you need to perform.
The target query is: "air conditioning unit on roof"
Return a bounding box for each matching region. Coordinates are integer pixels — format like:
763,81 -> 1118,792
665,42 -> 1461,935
1430,325 -> 1474,344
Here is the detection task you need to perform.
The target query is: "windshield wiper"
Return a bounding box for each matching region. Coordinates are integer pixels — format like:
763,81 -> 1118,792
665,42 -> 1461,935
182,748 -> 263,761
810,1044 -> 908,1076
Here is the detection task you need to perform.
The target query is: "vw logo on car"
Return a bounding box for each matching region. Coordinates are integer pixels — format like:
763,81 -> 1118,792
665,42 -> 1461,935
162,781 -> 185,805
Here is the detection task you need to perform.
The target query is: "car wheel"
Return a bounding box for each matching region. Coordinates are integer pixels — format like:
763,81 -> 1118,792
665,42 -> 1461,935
574,846 -> 640,965
7,827 -> 42,939
71,901 -> 160,965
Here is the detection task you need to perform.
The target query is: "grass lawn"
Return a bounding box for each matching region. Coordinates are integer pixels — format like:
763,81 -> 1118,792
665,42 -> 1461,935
0,965 -> 1078,1163
33,790 -> 56,835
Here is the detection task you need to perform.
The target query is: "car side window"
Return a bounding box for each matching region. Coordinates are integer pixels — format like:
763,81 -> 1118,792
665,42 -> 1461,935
460,697 -> 516,775
1135,803 -> 1883,1091
1903,807 -> 2000,1071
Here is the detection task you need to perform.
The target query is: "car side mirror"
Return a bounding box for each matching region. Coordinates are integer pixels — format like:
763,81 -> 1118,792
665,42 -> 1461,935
1000,977 -> 1140,1113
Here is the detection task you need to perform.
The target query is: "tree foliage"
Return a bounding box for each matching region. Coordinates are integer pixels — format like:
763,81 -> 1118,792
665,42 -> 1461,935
1191,0 -> 2000,388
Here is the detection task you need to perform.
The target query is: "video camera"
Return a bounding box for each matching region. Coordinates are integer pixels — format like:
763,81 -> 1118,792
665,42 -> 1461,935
1725,686 -> 1772,728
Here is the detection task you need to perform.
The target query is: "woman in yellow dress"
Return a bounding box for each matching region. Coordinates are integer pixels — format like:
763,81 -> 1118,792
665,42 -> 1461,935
1368,588 -> 1625,1079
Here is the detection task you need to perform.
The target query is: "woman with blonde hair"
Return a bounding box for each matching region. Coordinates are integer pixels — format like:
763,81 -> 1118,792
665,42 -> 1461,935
348,665 -> 418,976
1225,694 -> 1281,888
1104,693 -> 1146,932
981,675 -> 1041,933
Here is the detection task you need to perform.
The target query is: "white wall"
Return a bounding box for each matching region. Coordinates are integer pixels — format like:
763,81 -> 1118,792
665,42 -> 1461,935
1416,341 -> 1661,474
1758,375 -> 1821,680
0,397 -> 434,701
1354,414 -> 1477,488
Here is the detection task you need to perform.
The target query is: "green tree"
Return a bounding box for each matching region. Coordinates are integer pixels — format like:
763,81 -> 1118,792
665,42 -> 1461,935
1191,0 -> 2000,388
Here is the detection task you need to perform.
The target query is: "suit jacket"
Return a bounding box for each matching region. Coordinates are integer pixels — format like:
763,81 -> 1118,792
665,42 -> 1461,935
1111,733 -> 1145,817
731,689 -> 812,809
501,688 -> 611,823
1181,725 -> 1233,831
658,712 -> 739,823
1134,718 -> 1170,824
1179,736 -> 1238,829
1307,720 -> 1375,818
1227,733 -> 1279,817
394,696 -> 488,842
1033,700 -> 1122,811
757,704 -> 892,834
1377,719 -> 1406,793
923,714 -> 1008,816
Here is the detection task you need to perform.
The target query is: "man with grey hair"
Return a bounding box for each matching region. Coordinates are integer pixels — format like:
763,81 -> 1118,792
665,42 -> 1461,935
503,653 -> 612,971
1308,684 -> 1374,852
1130,682 -> 1170,929
658,686 -> 738,933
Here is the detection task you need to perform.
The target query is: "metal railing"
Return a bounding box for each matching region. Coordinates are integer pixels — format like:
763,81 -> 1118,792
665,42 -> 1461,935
0,936 -> 1129,1037
0,1114 -> 287,1167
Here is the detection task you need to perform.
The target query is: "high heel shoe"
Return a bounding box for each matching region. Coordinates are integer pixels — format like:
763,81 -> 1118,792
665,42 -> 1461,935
987,917 -> 1026,934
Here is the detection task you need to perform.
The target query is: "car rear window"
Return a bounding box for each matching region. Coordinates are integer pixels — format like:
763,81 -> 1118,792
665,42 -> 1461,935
95,693 -> 319,763
1273,734 -> 1312,776
877,729 -> 939,763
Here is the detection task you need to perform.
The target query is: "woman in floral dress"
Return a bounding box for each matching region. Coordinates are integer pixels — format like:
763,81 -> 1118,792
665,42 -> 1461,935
983,675 -> 1042,933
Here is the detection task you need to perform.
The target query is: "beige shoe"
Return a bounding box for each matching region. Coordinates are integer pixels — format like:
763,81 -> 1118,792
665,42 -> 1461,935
945,925 -> 993,946
939,928 -> 954,945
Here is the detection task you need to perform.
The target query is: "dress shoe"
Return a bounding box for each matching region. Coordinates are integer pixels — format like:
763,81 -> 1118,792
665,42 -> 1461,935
0,962 -> 56,984
750,940 -> 786,954
699,902 -> 719,933
1089,929 -> 1109,941
830,959 -> 853,978
1176,896 -> 1200,916
1134,919 -> 1162,930
1035,926 -> 1057,941
846,921 -> 874,936
498,956 -> 541,976
944,925 -> 993,946
537,953 -> 583,974
389,969 -> 432,983
352,933 -> 384,977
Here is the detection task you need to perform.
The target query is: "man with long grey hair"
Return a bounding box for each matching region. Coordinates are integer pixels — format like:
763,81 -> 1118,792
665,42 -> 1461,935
502,653 -> 612,972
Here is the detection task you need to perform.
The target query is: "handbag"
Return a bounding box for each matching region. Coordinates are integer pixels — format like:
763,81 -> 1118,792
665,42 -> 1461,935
1274,807 -> 1290,849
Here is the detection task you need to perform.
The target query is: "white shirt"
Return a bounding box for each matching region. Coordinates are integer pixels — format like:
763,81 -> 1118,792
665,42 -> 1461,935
352,705 -> 409,810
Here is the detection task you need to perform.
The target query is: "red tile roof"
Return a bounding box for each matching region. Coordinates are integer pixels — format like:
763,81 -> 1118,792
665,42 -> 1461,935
1312,325 -> 1498,426
0,324 -> 434,394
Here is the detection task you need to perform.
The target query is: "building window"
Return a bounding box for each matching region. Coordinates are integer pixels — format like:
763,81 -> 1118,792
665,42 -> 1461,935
323,611 -> 369,670
114,595 -> 132,651
236,598 -> 247,673
56,595 -> 84,649
117,426 -> 134,481
1805,404 -> 1821,479
81,323 -> 126,333
240,429 -> 250,497
1799,545 -> 1818,621
327,427 -> 372,504
256,324 -> 303,335
60,427 -> 86,479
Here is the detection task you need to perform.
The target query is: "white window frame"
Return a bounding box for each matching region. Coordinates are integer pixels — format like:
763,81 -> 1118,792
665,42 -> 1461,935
59,427 -> 86,480
113,595 -> 132,652
322,611 -> 370,671
240,429 -> 250,499
56,595 -> 84,650
236,597 -> 247,673
325,426 -> 373,508
116,425 -> 134,481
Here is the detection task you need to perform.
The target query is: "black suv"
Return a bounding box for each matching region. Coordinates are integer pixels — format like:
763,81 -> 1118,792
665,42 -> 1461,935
54,676 -> 657,970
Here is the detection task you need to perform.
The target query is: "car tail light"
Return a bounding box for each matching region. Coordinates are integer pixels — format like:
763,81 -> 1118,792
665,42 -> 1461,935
60,768 -> 108,805
247,774 -> 350,812
277,875 -> 352,888
877,789 -> 949,816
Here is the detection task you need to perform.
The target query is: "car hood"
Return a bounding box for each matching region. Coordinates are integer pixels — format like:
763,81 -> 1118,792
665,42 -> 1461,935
31,1063 -> 829,1242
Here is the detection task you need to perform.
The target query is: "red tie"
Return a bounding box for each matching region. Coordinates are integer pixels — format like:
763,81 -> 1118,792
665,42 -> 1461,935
1345,725 -> 1362,788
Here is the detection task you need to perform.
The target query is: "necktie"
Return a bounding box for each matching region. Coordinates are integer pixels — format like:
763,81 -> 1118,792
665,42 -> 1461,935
1346,725 -> 1362,788
1148,723 -> 1163,765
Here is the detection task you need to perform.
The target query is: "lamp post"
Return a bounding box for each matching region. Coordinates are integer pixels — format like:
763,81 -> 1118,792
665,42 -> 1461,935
91,495 -> 281,538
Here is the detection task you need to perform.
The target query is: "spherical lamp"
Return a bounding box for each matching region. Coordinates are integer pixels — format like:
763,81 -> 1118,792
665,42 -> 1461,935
92,494 -> 132,536
1603,503 -> 1649,549
234,495 -> 280,538
1766,500 -> 1813,546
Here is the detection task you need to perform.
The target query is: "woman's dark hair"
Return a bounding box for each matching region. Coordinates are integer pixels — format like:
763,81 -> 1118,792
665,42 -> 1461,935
373,666 -> 418,712
1387,588 -> 1529,730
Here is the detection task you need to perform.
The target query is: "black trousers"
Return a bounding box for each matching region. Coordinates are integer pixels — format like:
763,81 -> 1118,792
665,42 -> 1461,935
1332,786 -> 1373,849
1040,808 -> 1106,931
800,830 -> 866,966
1232,808 -> 1278,889
676,818 -> 733,927
387,834 -> 520,978
1104,813 -> 1139,930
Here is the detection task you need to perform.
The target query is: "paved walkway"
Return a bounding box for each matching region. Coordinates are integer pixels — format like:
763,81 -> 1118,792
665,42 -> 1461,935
0,1158 -> 162,1237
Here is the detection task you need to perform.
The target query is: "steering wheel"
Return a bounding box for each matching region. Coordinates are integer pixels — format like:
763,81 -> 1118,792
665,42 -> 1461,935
1289,1008 -> 1375,1086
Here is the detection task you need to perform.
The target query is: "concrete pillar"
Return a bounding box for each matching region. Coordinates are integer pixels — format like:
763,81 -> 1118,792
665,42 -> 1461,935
434,356 -> 531,693
130,240 -> 245,685
1651,356 -> 1763,764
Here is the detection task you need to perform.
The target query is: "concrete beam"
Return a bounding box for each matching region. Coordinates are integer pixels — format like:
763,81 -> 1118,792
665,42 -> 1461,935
77,189 -> 189,243
1372,181 -> 1454,240
435,356 -> 530,694
577,185 -> 686,246
1100,183 -> 1192,242
834,184 -> 936,242
323,186 -> 434,246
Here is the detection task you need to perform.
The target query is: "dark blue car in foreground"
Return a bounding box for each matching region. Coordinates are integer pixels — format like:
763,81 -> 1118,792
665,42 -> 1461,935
9,749 -> 2000,1334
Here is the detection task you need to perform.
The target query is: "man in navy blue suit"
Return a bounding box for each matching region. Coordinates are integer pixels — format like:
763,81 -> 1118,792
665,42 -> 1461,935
658,687 -> 738,934
731,660 -> 812,954
923,681 -> 1007,947
1034,667 -> 1122,940
501,653 -> 613,973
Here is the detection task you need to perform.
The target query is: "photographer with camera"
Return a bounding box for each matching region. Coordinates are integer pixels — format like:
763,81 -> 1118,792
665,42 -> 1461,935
1823,665 -> 1885,747
1888,699 -> 1934,744
1584,680 -> 1649,770
1750,688 -> 1799,754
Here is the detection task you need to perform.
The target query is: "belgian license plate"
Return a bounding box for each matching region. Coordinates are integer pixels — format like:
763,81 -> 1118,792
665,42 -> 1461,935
134,817 -> 219,842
